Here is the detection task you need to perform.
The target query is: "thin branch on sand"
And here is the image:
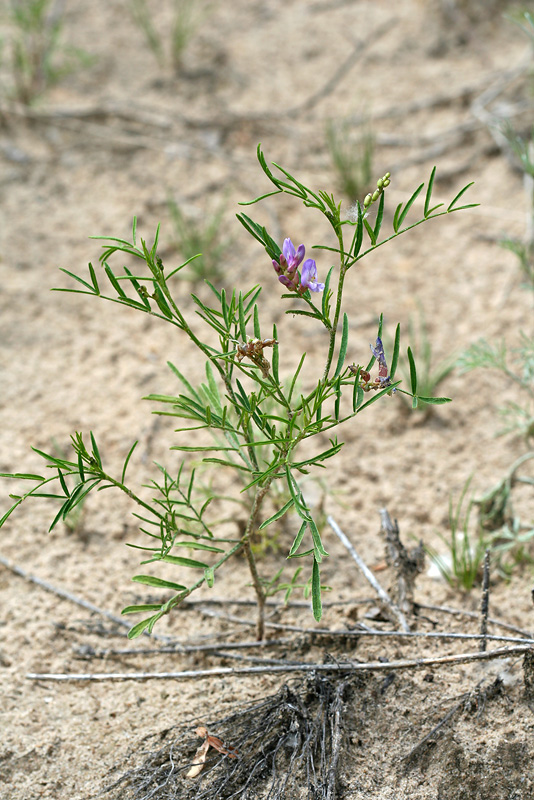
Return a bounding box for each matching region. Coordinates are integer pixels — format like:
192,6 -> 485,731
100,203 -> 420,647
0,553 -> 175,642
27,644 -> 532,682
327,515 -> 411,631
479,549 -> 491,652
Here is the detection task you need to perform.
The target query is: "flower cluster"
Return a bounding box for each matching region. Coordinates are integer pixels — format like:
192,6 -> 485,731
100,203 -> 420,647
272,238 -> 324,294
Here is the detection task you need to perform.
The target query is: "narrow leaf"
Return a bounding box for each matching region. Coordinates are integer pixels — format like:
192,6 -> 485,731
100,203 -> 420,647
122,604 -> 162,614
350,202 -> 364,260
390,323 -> 401,379
131,576 -> 186,591
58,268 -> 94,292
396,183 -> 424,229
311,559 -> 322,621
363,217 -> 376,246
90,432 -> 102,468
373,191 -> 385,239
127,616 -> 158,639
333,313 -> 349,378
121,441 -> 138,485
407,346 -> 417,395
424,166 -> 436,217
104,264 -> 127,298
0,472 -> 45,481
253,304 -> 261,339
415,394 -> 452,405
152,284 -> 173,318
259,498 -> 294,529
288,521 -> 308,557
238,292 -> 247,341
174,541 -> 224,552
447,182 -> 475,212
272,323 -> 279,383
309,517 -> 329,560
393,201 -> 403,233
159,555 -> 208,569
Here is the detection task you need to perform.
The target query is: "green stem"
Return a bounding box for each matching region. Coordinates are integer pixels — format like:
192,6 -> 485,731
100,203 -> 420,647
323,225 -> 347,381
164,480 -> 274,637
100,471 -> 165,522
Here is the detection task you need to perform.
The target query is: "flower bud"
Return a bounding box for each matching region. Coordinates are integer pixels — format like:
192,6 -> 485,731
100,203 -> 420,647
364,193 -> 373,208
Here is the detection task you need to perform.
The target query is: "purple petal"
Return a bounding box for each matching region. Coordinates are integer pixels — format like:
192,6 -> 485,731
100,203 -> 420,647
300,259 -> 324,292
282,238 -> 296,263
283,238 -> 305,271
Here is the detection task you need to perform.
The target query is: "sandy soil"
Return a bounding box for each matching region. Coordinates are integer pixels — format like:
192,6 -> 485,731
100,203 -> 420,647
1,1 -> 534,798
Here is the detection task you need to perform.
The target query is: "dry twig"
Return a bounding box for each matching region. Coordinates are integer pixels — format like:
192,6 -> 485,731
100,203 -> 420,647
27,644 -> 532,682
480,549 -> 491,652
328,515 -> 411,630
0,553 -> 129,633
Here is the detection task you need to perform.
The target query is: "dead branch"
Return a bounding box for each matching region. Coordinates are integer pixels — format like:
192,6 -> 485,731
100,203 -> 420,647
27,644 -> 532,682
288,20 -> 393,116
325,678 -> 348,800
480,549 -> 491,652
471,46 -> 534,160
327,515 -> 411,631
195,607 -> 534,645
403,695 -> 467,768
0,552 -> 178,643
74,637 -> 296,659
418,602 -> 533,638
403,676 -> 503,769
0,553 -> 128,631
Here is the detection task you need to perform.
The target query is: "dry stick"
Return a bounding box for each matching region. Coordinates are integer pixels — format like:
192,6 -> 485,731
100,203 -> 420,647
404,676 -> 503,766
480,549 -> 491,653
195,606 -> 534,644
0,553 -> 128,631
403,695 -> 467,765
327,516 -> 410,632
0,553 -> 177,643
289,19 -> 393,115
76,630 -> 534,664
77,638 -> 297,659
26,644 -> 532,682
471,48 -> 533,160
418,603 -> 533,639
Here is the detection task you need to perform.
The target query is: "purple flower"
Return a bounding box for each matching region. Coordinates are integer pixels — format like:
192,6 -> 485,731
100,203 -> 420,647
282,238 -> 305,274
299,259 -> 325,293
272,237 -> 325,295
